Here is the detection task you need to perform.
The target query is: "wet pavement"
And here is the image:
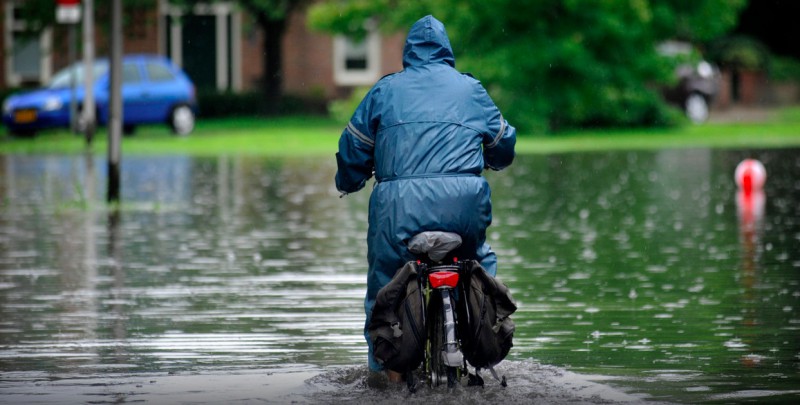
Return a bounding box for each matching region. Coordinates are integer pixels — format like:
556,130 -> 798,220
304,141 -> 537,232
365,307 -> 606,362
1,362 -> 660,404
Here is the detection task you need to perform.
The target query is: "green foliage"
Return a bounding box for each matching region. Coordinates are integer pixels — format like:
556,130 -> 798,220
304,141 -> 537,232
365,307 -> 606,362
197,90 -> 327,117
309,0 -> 747,133
328,87 -> 370,123
1,88 -> 20,106
707,35 -> 771,71
197,90 -> 267,117
769,56 -> 800,83
648,0 -> 746,42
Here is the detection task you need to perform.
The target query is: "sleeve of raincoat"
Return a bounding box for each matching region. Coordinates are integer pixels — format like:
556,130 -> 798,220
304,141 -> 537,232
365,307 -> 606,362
476,85 -> 516,171
335,87 -> 379,194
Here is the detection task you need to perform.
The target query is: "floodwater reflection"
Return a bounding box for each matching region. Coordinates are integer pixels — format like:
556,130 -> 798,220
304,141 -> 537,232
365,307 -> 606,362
0,148 -> 798,403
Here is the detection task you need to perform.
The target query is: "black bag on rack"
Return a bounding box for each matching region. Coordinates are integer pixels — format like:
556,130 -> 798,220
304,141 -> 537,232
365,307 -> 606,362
457,260 -> 517,369
368,261 -> 426,372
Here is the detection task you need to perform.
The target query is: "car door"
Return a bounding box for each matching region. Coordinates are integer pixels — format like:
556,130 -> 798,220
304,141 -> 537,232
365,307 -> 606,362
121,61 -> 149,125
142,60 -> 182,122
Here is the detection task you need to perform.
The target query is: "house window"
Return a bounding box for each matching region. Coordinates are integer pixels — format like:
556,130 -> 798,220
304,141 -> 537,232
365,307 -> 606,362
11,36 -> 40,79
333,29 -> 381,86
344,37 -> 368,70
4,1 -> 52,86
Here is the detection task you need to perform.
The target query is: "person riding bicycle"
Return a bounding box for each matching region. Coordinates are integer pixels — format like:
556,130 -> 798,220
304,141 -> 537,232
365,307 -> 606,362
335,15 -> 516,382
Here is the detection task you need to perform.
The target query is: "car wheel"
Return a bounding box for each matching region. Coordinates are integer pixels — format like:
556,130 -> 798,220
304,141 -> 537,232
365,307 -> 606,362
123,124 -> 137,136
169,104 -> 195,136
685,93 -> 710,124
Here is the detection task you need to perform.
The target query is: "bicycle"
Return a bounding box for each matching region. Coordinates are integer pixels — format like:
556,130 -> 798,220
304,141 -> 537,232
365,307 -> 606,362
406,231 -> 471,390
371,231 -> 513,392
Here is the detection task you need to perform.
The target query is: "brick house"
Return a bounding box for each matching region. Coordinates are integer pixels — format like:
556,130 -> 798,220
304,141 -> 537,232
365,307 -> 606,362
1,0 -> 404,102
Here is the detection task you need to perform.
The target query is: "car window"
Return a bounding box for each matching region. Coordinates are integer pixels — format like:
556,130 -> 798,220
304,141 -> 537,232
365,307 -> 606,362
146,62 -> 176,82
48,61 -> 108,88
123,63 -> 141,83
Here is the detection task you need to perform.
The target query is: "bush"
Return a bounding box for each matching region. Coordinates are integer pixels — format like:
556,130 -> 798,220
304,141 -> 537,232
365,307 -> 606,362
278,94 -> 328,115
197,90 -> 328,118
770,56 -> 800,83
707,35 -> 771,71
553,90 -> 682,131
1,88 -> 21,107
196,90 -> 266,117
328,87 -> 370,124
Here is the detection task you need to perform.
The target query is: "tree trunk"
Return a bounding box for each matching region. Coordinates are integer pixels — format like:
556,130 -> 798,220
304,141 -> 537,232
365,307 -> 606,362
257,13 -> 287,114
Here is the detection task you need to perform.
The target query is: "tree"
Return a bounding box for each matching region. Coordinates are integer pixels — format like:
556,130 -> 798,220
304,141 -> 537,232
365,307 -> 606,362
174,0 -> 308,112
309,0 -> 747,132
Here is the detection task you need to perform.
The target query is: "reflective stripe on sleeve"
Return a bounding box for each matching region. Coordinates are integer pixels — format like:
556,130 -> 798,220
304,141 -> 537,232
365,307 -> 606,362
486,117 -> 506,149
347,122 -> 374,147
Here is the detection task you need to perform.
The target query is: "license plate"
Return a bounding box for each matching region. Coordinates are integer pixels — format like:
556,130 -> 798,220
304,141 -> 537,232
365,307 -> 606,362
14,109 -> 37,124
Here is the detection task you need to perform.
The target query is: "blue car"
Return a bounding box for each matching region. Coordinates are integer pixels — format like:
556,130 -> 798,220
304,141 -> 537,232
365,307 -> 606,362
2,54 -> 197,136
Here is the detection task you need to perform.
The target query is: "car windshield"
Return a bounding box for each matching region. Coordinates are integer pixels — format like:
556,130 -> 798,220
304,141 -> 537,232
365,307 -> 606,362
656,40 -> 703,65
48,61 -> 109,89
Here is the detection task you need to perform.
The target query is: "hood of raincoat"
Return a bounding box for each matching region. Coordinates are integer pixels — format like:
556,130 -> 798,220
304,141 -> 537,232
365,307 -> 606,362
402,15 -> 455,68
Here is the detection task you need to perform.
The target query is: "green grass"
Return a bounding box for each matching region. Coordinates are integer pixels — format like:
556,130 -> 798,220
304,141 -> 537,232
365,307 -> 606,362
524,107 -> 800,153
2,107 -> 799,156
0,116 -> 343,156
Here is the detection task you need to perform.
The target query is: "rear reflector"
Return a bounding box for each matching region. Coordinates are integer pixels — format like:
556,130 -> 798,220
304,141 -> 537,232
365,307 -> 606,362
429,271 -> 459,289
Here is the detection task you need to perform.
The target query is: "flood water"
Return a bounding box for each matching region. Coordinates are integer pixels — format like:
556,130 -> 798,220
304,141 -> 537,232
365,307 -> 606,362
0,148 -> 798,404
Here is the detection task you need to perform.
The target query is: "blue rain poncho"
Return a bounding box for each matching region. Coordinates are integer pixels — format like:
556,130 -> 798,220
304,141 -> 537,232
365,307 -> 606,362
335,15 -> 516,371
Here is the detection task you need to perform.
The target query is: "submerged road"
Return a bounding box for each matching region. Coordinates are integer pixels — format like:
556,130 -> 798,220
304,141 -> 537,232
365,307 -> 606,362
0,361 -> 666,404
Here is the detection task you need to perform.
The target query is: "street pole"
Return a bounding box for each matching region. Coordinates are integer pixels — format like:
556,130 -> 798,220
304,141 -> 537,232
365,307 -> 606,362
55,0 -> 81,134
108,0 -> 122,203
69,23 -> 77,133
82,0 -> 96,145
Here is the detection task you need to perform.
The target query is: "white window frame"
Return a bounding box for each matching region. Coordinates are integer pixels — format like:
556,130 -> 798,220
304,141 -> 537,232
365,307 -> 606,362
4,1 -> 53,87
333,29 -> 381,86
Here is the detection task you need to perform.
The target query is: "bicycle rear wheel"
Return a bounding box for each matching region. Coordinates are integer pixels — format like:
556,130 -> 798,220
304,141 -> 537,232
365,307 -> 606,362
426,293 -> 459,388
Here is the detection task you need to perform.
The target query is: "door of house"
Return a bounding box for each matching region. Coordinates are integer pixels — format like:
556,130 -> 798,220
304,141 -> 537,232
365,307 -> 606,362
180,15 -> 217,91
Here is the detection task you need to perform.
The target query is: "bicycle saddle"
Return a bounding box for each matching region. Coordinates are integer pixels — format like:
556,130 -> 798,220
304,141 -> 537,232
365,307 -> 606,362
407,231 -> 462,262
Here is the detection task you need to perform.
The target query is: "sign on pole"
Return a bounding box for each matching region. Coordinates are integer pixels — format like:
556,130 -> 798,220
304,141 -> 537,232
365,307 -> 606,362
56,0 -> 82,24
